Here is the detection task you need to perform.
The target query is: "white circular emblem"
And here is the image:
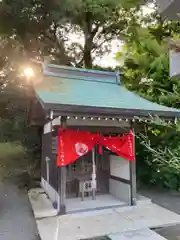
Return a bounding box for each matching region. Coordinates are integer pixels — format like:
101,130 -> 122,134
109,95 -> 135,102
75,142 -> 88,156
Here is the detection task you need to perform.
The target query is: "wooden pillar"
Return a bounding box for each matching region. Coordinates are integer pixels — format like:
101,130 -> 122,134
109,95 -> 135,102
130,128 -> 137,206
59,166 -> 66,214
58,116 -> 67,215
46,157 -> 50,183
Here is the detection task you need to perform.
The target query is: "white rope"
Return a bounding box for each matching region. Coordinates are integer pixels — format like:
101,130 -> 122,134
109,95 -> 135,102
92,148 -> 97,193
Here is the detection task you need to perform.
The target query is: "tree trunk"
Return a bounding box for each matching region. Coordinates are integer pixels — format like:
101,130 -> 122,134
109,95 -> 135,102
83,12 -> 94,69
84,35 -> 93,68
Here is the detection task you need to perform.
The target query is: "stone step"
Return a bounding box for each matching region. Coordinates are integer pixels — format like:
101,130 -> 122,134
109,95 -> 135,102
108,228 -> 167,240
28,188 -> 57,219
136,194 -> 152,205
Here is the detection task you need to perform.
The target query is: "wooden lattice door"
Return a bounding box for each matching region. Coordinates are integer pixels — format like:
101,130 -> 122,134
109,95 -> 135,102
96,149 -> 110,194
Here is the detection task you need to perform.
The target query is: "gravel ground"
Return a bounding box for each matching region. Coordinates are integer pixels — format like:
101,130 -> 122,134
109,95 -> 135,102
139,188 -> 180,240
0,182 -> 40,240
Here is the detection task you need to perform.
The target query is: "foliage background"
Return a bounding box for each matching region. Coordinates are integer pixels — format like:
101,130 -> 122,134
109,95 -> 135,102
116,14 -> 180,190
0,0 -> 180,190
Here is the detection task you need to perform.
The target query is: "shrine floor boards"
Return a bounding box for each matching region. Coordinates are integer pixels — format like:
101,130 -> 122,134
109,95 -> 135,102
66,194 -> 126,214
66,194 -> 151,214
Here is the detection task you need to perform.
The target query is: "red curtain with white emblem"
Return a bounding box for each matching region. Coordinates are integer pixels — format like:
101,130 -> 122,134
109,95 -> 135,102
57,128 -> 135,167
57,129 -> 97,166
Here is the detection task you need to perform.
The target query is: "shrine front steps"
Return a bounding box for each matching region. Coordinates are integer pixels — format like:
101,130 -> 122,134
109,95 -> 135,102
108,228 -> 167,240
136,194 -> 152,205
79,229 -> 167,240
35,202 -> 180,240
28,188 -> 58,219
28,188 -> 152,219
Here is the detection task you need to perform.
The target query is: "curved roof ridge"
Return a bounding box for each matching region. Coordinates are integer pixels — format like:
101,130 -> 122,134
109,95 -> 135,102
43,64 -> 121,85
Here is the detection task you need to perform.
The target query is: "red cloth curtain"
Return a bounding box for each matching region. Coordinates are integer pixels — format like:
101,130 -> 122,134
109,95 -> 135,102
57,129 -> 97,166
57,128 -> 135,167
98,131 -> 134,161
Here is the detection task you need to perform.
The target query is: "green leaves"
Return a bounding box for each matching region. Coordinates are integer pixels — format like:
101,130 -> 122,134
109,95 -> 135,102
119,0 -> 140,9
54,0 -> 143,67
116,12 -> 180,190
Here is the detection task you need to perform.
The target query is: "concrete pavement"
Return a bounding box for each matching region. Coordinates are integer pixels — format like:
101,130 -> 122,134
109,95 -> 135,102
139,188 -> 180,240
34,197 -> 180,239
0,182 -> 40,240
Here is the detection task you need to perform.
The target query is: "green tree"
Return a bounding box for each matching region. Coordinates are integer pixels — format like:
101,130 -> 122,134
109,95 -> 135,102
117,25 -> 180,107
0,0 -> 72,65
116,16 -> 180,189
0,0 -> 143,68
58,0 -> 142,67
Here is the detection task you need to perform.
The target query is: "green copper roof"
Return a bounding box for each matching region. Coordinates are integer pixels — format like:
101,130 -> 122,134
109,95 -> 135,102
34,64 -> 180,117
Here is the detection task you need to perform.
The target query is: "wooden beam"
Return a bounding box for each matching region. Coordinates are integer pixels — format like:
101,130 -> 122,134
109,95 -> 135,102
130,128 -> 137,206
66,118 -> 130,128
130,161 -> 136,206
53,125 -> 131,135
58,116 -> 67,215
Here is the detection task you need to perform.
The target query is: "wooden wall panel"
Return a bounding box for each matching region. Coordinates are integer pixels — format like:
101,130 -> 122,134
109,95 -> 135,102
42,130 -> 59,191
41,133 -> 52,180
52,136 -> 58,155
49,155 -> 59,191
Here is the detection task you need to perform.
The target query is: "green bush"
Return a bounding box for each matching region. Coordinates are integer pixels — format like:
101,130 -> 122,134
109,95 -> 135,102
136,128 -> 180,191
0,141 -> 27,179
0,142 -> 25,159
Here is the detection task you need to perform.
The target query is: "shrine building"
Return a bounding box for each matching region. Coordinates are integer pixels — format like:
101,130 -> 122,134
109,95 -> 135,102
29,63 -> 180,215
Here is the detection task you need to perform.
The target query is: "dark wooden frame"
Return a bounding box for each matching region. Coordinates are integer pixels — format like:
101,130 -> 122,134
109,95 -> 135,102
59,116 -> 67,215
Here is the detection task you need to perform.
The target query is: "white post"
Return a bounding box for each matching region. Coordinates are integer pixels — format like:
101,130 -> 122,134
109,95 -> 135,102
92,148 -> 96,200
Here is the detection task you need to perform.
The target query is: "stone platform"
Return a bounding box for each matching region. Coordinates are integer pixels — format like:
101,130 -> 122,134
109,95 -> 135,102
109,228 -> 167,240
28,188 -> 57,219
29,188 -> 180,240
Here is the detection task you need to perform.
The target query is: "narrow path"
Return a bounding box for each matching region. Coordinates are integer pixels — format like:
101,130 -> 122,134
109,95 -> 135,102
0,182 -> 40,240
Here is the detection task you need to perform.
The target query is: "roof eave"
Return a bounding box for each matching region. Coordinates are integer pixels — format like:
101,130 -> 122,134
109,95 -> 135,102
44,103 -> 180,120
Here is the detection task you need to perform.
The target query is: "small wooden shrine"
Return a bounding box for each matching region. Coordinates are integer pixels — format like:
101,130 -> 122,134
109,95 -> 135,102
29,63 -> 180,215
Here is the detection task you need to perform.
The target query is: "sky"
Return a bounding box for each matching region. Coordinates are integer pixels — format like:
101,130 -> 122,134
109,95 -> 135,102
94,39 -> 123,68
